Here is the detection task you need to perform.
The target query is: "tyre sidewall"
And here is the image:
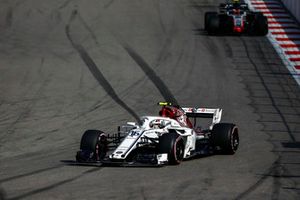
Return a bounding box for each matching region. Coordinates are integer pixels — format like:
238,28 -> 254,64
253,13 -> 268,36
158,131 -> 184,165
205,12 -> 218,30
78,130 -> 107,161
207,14 -> 219,35
211,123 -> 239,154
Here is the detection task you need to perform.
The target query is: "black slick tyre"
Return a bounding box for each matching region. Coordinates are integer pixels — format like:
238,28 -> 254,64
207,14 -> 219,35
76,130 -> 107,162
205,12 -> 218,31
158,130 -> 184,165
254,13 -> 268,36
211,123 -> 239,154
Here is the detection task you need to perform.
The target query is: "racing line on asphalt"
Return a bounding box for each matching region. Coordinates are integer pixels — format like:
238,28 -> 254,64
65,7 -> 180,122
65,9 -> 141,122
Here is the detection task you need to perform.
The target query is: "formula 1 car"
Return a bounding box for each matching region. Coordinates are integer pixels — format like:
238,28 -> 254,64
75,102 -> 239,166
205,0 -> 268,35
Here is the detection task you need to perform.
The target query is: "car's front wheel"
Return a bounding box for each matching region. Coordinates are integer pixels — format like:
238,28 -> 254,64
158,130 -> 185,165
76,130 -> 108,162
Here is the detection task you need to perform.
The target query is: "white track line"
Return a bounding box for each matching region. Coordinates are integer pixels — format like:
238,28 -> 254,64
246,0 -> 300,84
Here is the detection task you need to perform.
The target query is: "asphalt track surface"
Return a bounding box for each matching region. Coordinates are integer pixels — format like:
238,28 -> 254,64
0,0 -> 299,199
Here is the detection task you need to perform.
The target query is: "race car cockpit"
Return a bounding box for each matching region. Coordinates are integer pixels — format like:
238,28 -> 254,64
158,102 -> 193,128
220,0 -> 249,14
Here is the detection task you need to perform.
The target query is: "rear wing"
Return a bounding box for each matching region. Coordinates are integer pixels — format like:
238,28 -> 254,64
182,107 -> 222,125
157,102 -> 222,128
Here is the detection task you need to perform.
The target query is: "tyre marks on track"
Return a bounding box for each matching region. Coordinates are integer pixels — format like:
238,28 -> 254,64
111,25 -> 179,105
154,0 -> 167,34
0,164 -> 64,183
121,44 -> 178,105
248,0 -> 300,84
6,167 -> 102,200
65,10 -> 140,122
75,11 -> 101,47
0,187 -> 6,200
103,0 -> 115,9
233,37 -> 300,199
241,38 -> 296,142
235,159 -> 280,199
5,7 -> 13,28
58,0 -> 74,10
65,4 -> 179,121
105,1 -> 179,105
0,58 -> 51,144
67,4 -> 178,112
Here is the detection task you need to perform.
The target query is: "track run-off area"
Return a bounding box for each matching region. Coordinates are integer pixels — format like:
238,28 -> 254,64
0,0 -> 299,199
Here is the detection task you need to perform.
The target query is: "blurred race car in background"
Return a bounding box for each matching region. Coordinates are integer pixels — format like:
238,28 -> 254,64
205,0 -> 268,35
75,102 -> 239,166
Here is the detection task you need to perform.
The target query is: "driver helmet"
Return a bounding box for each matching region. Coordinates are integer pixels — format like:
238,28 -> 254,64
232,0 -> 240,3
159,107 -> 176,119
150,119 -> 165,129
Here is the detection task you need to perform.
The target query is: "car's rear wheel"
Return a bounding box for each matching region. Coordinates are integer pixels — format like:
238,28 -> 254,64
211,123 -> 239,154
158,130 -> 184,165
253,13 -> 268,36
207,14 -> 219,35
205,12 -> 217,30
76,130 -> 108,162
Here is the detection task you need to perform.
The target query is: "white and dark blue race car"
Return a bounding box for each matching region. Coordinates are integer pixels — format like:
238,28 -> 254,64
75,102 -> 239,166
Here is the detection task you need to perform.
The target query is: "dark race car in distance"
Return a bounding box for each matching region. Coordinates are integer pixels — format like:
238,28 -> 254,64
205,0 -> 268,35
